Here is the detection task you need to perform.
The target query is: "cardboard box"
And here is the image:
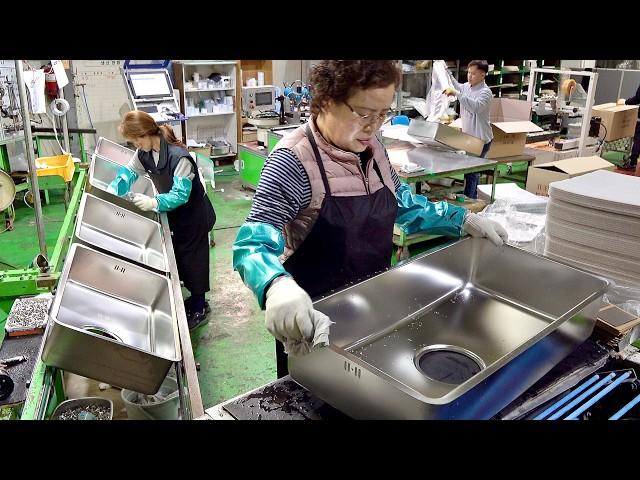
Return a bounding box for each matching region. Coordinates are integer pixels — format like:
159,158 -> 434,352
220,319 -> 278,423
525,156 -> 615,196
242,129 -> 258,142
524,142 -> 600,165
486,98 -> 542,159
591,103 -> 639,141
597,304 -> 640,335
450,99 -> 543,158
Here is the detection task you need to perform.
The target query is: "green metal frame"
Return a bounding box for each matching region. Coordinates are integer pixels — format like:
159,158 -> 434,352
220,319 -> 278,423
20,362 -> 65,420
7,169 -> 87,420
238,145 -> 267,190
0,168 -> 87,298
34,133 -> 88,163
398,163 -> 498,196
267,132 -> 280,153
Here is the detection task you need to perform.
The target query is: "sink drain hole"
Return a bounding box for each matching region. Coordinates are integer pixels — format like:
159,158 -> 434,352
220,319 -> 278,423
415,345 -> 484,384
83,326 -> 123,343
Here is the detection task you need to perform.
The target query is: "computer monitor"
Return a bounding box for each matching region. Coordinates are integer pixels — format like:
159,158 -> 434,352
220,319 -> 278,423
129,71 -> 173,99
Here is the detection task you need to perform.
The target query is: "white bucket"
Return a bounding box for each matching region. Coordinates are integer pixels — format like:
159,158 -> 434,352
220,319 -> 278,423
121,376 -> 180,420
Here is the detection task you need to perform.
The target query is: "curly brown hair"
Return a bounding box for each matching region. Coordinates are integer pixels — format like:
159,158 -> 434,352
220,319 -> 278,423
309,61 -> 401,116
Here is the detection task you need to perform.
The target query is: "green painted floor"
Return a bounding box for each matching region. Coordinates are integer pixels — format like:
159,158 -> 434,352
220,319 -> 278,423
0,188 -> 68,326
193,167 -> 277,408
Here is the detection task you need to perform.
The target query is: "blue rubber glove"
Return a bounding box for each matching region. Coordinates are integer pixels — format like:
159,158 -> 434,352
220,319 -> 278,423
395,183 -> 466,237
233,222 -> 289,309
108,166 -> 138,197
156,176 -> 192,212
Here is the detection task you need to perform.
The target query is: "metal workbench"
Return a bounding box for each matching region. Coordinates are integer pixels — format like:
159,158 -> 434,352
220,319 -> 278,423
393,145 -> 498,196
201,339 -> 640,420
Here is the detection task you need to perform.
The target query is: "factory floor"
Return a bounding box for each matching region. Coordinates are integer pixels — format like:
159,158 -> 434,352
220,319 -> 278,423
0,164 -> 491,419
15,160 -> 638,418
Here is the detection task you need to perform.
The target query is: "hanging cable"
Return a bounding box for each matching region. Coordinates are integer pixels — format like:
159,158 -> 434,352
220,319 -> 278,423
50,98 -> 69,116
46,99 -> 69,155
79,84 -> 98,146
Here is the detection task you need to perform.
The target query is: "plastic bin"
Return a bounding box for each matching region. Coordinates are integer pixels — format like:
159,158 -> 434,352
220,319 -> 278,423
35,154 -> 74,182
121,376 -> 180,420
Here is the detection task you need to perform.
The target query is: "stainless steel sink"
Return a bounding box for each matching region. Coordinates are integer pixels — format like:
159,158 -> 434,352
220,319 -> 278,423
94,137 -> 135,166
42,243 -> 181,394
75,193 -> 168,272
86,155 -> 158,221
289,237 -> 609,419
407,119 -> 485,156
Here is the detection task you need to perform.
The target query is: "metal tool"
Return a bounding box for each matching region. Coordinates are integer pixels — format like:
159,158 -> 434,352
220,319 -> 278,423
0,355 -> 27,367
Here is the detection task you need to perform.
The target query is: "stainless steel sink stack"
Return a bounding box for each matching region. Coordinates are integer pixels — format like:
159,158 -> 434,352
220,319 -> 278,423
42,138 -> 182,395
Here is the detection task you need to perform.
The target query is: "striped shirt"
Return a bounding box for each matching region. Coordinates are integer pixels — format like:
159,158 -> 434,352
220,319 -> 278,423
246,148 -> 402,231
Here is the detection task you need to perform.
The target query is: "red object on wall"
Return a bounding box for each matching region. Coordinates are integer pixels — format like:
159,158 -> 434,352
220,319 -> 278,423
44,65 -> 58,98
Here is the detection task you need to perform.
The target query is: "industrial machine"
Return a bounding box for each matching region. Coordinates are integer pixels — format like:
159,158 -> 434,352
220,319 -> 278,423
282,80 -> 311,123
527,68 -> 600,156
242,86 -> 280,146
0,169 -> 16,231
121,60 -> 186,124
241,85 -> 277,116
0,76 -> 22,141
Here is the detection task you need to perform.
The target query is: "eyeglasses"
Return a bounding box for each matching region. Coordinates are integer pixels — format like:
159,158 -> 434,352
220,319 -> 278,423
344,101 -> 393,126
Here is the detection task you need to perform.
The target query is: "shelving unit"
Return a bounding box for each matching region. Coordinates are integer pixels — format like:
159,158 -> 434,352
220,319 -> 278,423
239,60 -> 274,142
456,59 -> 560,100
535,59 -> 561,97
173,60 -> 240,158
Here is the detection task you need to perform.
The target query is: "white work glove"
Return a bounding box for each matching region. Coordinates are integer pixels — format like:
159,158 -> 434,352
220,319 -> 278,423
265,276 -> 330,346
132,193 -> 158,212
463,212 -> 509,246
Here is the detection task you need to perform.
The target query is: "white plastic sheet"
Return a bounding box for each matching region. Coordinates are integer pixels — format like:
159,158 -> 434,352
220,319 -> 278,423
603,282 -> 640,318
479,198 -> 546,250
424,60 -> 457,122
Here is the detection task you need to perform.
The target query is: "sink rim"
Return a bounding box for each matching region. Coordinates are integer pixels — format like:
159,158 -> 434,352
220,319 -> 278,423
89,154 -> 159,197
74,192 -> 169,273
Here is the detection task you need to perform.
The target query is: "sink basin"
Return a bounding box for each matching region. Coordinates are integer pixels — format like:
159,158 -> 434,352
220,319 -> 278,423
94,137 -> 135,166
86,155 -> 158,221
289,237 -> 609,419
42,243 -> 180,394
75,193 -> 168,272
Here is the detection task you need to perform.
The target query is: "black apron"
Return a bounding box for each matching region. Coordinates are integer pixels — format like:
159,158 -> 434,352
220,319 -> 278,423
137,138 -> 215,295
275,125 -> 397,377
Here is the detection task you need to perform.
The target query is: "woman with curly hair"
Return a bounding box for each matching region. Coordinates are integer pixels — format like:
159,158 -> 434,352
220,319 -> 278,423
233,60 -> 507,376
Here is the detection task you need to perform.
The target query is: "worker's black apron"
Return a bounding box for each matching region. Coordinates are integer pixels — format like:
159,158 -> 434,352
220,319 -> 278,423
138,138 -> 215,295
275,125 -> 397,377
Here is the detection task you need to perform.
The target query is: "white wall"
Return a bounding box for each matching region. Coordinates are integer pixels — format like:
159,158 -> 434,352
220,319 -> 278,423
272,60 -> 321,86
72,60 -> 130,149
